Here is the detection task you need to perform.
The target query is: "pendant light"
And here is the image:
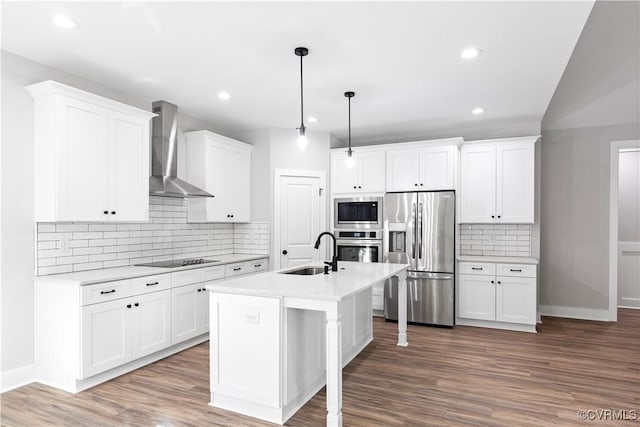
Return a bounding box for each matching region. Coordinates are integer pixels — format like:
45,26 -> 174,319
344,91 -> 355,168
294,47 -> 309,151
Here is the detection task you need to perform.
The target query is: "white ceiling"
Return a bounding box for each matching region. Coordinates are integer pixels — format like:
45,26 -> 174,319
2,1 -> 594,145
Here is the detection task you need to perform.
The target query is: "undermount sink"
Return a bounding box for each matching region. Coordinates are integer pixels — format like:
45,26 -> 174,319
280,266 -> 325,276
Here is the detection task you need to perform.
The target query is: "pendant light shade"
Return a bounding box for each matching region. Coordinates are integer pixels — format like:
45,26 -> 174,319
295,47 -> 309,151
345,91 -> 355,168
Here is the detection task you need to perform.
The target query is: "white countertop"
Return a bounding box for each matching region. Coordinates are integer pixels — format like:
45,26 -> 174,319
206,261 -> 409,302
34,254 -> 269,285
456,255 -> 538,265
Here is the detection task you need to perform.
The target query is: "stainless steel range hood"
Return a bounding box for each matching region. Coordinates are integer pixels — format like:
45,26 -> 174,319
149,100 -> 214,198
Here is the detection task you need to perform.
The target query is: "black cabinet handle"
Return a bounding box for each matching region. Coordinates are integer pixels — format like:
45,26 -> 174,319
126,304 -> 132,308
358,186 -> 362,189
282,250 -> 288,255
134,302 -> 139,307
197,289 -> 201,293
353,186 -> 357,189
491,215 -> 495,219
497,215 -> 501,219
254,264 -> 262,268
471,267 -> 483,271
497,281 -> 502,284
100,289 -> 116,294
414,183 -> 418,187
201,288 -> 206,292
111,211 -> 116,215
103,210 -> 108,215
491,280 -> 494,284
227,214 -> 231,218
510,269 -> 522,272
146,282 -> 159,286
233,267 -> 241,271
231,214 -> 234,218
420,183 -> 424,186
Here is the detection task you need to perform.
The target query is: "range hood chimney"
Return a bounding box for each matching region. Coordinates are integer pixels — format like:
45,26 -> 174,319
149,101 -> 214,198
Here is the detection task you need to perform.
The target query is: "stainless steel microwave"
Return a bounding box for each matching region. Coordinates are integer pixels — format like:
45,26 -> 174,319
333,197 -> 383,230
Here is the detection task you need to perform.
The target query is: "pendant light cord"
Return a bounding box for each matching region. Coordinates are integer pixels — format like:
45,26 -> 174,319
299,54 -> 305,133
348,95 -> 352,154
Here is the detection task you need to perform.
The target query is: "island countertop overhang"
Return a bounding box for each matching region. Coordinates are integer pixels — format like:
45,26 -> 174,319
205,261 -> 409,302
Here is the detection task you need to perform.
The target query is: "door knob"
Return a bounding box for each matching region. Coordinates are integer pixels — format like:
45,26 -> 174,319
282,250 -> 288,255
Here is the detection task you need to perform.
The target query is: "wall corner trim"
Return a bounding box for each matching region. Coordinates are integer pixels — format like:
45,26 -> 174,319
1,363 -> 36,393
539,305 -> 612,322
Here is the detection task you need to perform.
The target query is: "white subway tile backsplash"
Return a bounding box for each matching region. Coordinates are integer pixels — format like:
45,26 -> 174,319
459,224 -> 531,257
36,196 -> 269,275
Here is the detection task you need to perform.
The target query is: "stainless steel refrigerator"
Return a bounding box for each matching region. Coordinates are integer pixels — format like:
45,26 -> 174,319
383,191 -> 455,326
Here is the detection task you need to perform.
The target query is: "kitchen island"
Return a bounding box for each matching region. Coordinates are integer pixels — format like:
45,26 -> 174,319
205,261 -> 409,427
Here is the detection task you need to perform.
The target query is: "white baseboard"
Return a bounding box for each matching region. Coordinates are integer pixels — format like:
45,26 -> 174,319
1,363 -> 36,393
539,305 -> 611,321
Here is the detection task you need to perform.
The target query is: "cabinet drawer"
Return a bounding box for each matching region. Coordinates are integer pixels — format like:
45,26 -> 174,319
81,280 -> 131,306
249,259 -> 267,273
226,262 -> 249,277
171,268 -> 203,287
200,266 -> 225,282
458,262 -> 496,276
497,263 -> 536,278
131,274 -> 171,295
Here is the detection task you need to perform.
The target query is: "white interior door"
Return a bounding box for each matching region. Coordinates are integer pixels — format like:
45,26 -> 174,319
279,175 -> 322,268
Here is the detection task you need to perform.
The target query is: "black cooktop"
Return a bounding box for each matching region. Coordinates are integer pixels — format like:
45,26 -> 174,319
135,258 -> 218,268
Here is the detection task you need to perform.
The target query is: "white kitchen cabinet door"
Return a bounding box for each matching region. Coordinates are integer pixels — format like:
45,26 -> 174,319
81,298 -> 132,379
419,145 -> 455,190
186,131 -> 252,223
230,148 -> 251,222
496,276 -> 536,325
197,287 -> 210,335
331,151 -> 359,194
56,95 -> 111,222
460,145 -> 497,223
109,111 -> 150,222
171,283 -> 207,344
358,151 -> 386,192
131,290 -> 171,359
386,148 -> 421,192
496,143 -> 534,223
458,274 -> 496,321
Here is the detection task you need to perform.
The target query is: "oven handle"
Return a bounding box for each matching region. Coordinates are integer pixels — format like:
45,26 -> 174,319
336,239 -> 383,246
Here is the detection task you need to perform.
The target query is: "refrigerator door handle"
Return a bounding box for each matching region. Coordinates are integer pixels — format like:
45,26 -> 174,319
411,203 -> 416,259
418,202 -> 423,259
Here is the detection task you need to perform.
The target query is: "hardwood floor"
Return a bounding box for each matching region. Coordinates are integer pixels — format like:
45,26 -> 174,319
2,309 -> 638,426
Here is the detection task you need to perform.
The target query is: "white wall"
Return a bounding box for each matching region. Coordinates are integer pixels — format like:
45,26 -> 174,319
540,1 -> 640,314
0,50 -> 225,384
619,150 -> 640,242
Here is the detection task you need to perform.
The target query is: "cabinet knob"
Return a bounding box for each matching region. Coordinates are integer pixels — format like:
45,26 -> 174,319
126,304 -> 132,309
134,302 -> 139,307
282,250 -> 288,255
111,211 -> 116,215
420,183 -> 423,186
353,186 -> 357,189
230,214 -> 234,218
497,215 -> 501,219
497,281 -> 502,285
103,211 -> 109,215
358,186 -> 362,189
491,280 -> 494,284
197,289 -> 201,293
491,215 -> 495,219
414,183 -> 418,187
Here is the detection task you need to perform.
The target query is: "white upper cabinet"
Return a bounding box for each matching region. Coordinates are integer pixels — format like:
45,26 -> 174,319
185,130 -> 252,223
331,150 -> 385,194
386,143 -> 457,192
27,81 -> 154,222
460,137 -> 537,224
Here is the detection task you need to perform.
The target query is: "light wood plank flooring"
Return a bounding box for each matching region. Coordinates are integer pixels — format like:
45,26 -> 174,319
2,309 -> 638,426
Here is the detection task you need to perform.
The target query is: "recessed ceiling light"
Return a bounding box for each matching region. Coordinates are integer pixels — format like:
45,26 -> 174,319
52,14 -> 78,29
307,116 -> 317,123
472,107 -> 485,115
461,47 -> 482,59
217,91 -> 231,100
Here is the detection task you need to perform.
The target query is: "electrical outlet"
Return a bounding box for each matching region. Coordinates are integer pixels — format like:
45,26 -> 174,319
59,238 -> 70,250
244,312 -> 260,324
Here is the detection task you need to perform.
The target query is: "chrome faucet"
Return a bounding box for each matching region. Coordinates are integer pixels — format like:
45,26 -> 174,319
314,232 -> 338,272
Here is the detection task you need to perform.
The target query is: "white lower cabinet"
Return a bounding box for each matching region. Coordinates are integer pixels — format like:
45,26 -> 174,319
80,288 -> 171,379
457,261 -> 537,332
171,283 -> 210,344
35,257 -> 269,393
